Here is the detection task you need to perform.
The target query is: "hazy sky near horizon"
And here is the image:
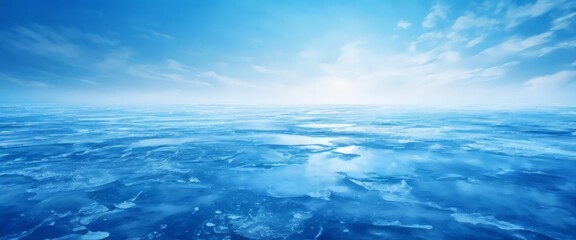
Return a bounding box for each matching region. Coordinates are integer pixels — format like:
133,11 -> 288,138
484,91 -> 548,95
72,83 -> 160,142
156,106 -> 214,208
1,0 -> 575,105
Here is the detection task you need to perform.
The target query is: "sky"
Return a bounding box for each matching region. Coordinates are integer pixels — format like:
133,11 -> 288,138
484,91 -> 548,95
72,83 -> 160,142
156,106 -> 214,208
0,0 -> 575,106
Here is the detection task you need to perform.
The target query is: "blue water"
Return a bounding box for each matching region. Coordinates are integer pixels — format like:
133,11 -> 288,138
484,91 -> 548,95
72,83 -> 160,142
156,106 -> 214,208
1,105 -> 575,239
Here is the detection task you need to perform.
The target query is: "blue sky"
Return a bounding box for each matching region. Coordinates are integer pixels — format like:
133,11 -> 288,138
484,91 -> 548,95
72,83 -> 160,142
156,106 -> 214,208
0,0 -> 575,105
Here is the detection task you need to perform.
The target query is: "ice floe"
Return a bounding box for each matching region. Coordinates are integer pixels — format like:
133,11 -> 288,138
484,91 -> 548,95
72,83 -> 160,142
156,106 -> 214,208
80,231 -> 109,240
451,213 -> 524,231
372,220 -> 433,230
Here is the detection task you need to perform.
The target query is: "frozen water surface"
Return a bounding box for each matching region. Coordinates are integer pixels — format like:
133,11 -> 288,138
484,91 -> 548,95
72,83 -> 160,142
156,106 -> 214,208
0,105 -> 575,239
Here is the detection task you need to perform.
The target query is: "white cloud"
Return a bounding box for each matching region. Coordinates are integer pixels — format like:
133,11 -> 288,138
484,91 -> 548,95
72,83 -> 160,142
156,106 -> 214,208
475,62 -> 518,79
466,36 -> 485,48
524,70 -> 576,90
422,4 -> 447,29
128,59 -> 210,86
1,24 -> 123,70
480,31 -> 553,56
275,39 -> 528,105
138,28 -> 174,39
397,20 -> 412,29
79,79 -> 101,85
521,70 -> 576,104
252,65 -> 277,74
81,33 -> 118,45
551,12 -> 576,31
336,41 -> 367,65
6,25 -> 79,58
452,14 -> 498,30
199,71 -> 256,88
505,0 -> 559,29
0,73 -> 50,87
408,31 -> 445,51
530,40 -> 576,57
96,49 -> 132,70
438,51 -> 460,63
298,49 -> 319,59
44,34 -> 570,106
59,28 -> 118,45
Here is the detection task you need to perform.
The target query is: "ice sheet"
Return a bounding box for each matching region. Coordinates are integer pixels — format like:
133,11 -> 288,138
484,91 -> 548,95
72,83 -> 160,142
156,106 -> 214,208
1,106 -> 574,239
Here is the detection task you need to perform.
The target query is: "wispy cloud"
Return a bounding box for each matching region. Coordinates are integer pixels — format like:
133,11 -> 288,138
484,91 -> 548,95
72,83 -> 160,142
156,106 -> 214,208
397,20 -> 412,29
529,40 -> 576,57
465,36 -> 485,48
452,13 -> 498,30
82,32 -> 119,45
1,24 -> 122,66
128,59 -> 210,86
5,25 -> 79,58
524,70 -> 576,91
474,62 -> 518,80
517,70 -> 576,106
252,65 -> 278,74
138,28 -> 174,39
96,49 -> 133,70
551,12 -> 576,31
278,39 -> 523,105
480,31 -> 553,57
0,73 -> 50,87
78,79 -> 101,85
199,71 -> 255,88
422,4 -> 447,29
505,0 -> 559,29
408,31 -> 445,52
298,49 -> 319,59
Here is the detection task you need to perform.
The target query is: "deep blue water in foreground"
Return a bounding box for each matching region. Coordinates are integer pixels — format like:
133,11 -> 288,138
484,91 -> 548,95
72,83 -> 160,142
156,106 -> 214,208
1,106 -> 575,240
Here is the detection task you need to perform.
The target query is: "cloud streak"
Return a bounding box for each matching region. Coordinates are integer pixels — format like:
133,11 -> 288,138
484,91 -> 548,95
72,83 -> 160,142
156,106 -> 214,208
397,20 -> 412,29
422,4 -> 447,29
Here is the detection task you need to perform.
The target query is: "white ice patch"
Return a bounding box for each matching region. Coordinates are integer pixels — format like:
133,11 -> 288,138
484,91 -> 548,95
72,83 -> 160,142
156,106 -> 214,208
298,123 -> 356,129
307,190 -> 331,200
77,202 -> 110,225
80,231 -> 109,240
131,137 -> 196,147
260,134 -> 342,146
325,148 -> 418,176
451,213 -> 524,230
349,179 -> 412,202
307,154 -> 364,178
114,191 -> 142,209
227,214 -> 241,220
72,226 -> 87,231
373,220 -> 433,230
463,138 -> 576,158
436,174 -> 466,181
333,145 -> 362,154
349,179 -> 412,194
114,201 -> 136,209
230,210 -> 312,239
253,148 -> 413,198
400,127 -> 446,139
